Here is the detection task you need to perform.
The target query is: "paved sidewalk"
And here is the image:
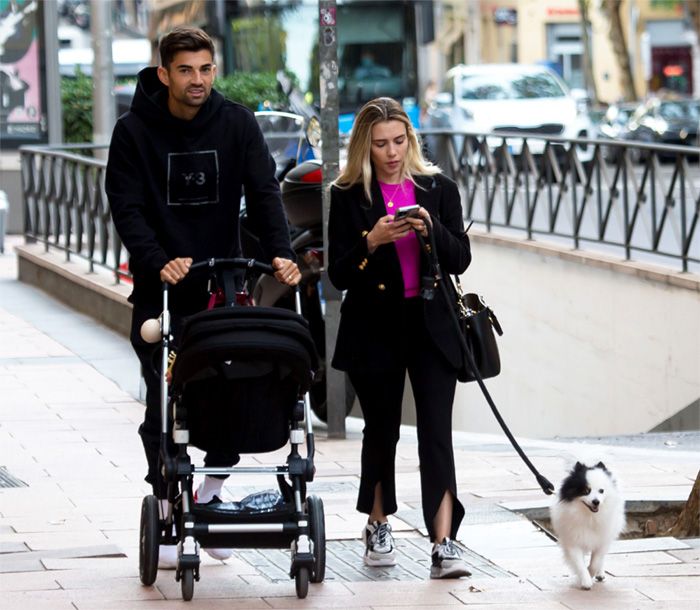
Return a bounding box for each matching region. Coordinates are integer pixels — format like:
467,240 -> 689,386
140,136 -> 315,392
0,239 -> 698,609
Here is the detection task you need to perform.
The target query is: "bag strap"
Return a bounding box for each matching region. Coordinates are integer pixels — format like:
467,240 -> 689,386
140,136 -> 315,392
417,225 -> 554,496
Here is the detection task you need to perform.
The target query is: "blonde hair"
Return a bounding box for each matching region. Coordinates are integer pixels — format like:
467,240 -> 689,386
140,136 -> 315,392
333,97 -> 440,201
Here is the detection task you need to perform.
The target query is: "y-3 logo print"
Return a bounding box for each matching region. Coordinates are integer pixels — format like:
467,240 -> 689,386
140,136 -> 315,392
167,150 -> 219,206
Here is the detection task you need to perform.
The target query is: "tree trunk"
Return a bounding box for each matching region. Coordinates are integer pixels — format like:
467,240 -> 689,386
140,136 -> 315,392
688,2 -> 700,42
578,0 -> 599,104
669,470 -> 700,538
600,0 -> 637,101
687,1 -> 700,77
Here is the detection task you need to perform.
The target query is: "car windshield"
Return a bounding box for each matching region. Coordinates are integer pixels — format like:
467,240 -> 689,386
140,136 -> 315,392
460,71 -> 566,100
658,101 -> 700,120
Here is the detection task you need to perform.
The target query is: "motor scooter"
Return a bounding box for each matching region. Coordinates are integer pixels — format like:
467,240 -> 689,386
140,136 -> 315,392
240,114 -> 355,422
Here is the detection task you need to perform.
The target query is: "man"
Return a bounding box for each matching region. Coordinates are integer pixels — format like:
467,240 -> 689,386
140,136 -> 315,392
105,27 -> 299,567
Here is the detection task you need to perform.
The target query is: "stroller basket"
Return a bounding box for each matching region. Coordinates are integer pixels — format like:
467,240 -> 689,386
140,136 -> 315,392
171,306 -> 319,455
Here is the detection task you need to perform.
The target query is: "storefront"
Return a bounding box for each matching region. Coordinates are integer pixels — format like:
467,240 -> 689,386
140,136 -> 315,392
646,20 -> 694,94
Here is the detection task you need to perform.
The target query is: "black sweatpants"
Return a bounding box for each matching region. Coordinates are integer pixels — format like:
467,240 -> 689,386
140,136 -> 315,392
130,305 -> 239,498
348,297 -> 465,542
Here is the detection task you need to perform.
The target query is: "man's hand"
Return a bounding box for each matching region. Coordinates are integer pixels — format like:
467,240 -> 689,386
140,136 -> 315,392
159,257 -> 192,284
272,257 -> 300,286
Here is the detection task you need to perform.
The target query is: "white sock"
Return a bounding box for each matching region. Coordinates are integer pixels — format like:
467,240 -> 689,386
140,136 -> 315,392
158,499 -> 176,541
196,476 -> 225,503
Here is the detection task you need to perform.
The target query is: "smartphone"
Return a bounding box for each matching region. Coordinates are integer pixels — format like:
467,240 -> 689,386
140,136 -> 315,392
393,205 -> 420,222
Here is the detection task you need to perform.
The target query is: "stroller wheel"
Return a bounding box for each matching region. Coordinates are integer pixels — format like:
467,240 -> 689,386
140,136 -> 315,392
307,495 -> 326,583
181,568 -> 194,601
139,495 -> 160,586
295,566 -> 309,599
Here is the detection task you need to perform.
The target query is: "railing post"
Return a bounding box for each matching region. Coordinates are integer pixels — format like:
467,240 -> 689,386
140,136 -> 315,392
566,145 -> 575,250
678,156 -> 688,273
21,152 -> 36,244
522,140 -> 532,240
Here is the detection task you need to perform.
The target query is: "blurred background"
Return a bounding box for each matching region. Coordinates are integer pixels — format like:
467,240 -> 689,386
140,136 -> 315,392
2,0 -> 700,148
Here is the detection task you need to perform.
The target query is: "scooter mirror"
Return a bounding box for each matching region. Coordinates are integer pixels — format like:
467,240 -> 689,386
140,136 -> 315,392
140,318 -> 162,343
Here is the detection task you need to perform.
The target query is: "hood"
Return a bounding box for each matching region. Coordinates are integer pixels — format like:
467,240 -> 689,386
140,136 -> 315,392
458,96 -> 577,131
131,66 -> 224,129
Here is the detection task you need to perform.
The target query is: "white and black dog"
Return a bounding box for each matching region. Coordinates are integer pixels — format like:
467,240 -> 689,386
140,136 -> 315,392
550,461 -> 625,589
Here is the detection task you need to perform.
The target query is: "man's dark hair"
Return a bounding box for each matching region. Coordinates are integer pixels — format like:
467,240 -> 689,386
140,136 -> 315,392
159,26 -> 215,69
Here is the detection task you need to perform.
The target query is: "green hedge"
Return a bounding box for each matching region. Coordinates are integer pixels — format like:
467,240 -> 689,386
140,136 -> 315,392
61,69 -> 93,143
215,72 -> 283,110
60,70 -> 283,143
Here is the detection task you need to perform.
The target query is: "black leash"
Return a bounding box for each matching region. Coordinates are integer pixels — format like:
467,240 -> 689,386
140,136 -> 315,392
418,225 -> 555,496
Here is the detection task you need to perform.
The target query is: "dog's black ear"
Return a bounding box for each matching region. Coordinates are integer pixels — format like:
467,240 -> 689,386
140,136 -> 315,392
573,461 -> 586,471
595,461 -> 607,472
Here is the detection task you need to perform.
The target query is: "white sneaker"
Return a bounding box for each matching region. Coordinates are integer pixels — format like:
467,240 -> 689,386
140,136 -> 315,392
194,483 -> 233,561
157,502 -> 178,570
158,544 -> 178,570
361,520 -> 396,567
430,538 -> 471,579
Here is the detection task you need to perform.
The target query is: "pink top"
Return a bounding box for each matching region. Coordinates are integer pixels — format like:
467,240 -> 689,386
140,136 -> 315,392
378,179 -> 420,298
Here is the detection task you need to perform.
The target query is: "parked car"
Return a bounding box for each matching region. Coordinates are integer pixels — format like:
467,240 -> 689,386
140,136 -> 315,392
424,63 -> 595,164
624,96 -> 700,161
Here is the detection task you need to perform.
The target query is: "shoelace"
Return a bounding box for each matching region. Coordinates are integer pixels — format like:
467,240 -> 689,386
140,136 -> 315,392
437,538 -> 459,558
375,522 -> 392,548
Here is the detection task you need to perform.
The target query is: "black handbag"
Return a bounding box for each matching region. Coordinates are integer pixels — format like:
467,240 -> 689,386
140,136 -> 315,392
453,276 -> 503,383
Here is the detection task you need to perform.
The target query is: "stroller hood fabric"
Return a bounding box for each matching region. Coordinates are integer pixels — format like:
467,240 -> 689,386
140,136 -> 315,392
171,306 -> 318,388
170,306 -> 319,455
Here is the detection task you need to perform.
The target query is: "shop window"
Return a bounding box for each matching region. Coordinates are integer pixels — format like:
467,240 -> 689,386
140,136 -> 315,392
546,23 -> 585,90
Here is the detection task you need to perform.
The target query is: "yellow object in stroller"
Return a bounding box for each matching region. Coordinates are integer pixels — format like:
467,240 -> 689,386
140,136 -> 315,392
137,258 -> 325,600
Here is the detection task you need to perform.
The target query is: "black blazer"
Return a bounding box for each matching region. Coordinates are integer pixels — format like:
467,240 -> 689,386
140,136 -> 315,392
328,173 -> 471,373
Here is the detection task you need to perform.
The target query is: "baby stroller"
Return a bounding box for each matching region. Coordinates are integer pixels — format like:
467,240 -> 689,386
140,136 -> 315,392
137,258 -> 325,600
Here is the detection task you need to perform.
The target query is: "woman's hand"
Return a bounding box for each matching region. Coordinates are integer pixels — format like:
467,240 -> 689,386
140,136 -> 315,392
366,214 -> 413,253
404,207 -> 431,238
272,257 -> 301,286
366,208 -> 432,251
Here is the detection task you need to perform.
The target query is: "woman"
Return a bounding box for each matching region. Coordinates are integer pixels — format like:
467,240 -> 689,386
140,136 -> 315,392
328,97 -> 472,579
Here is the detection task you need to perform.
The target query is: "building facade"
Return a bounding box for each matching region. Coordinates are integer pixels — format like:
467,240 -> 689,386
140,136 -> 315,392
421,1 -> 699,104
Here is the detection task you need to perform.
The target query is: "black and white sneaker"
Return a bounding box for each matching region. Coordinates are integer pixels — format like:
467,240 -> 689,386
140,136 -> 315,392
430,538 -> 471,579
362,520 -> 396,566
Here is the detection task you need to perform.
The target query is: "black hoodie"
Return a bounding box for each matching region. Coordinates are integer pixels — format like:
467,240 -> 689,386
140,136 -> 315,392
105,67 -> 294,310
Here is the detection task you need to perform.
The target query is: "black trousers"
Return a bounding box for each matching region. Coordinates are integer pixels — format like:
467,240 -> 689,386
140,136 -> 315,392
130,305 -> 239,498
348,297 -> 465,542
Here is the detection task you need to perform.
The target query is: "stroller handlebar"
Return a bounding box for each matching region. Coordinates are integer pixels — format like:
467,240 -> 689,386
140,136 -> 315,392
187,257 -> 275,277
160,257 -> 276,292
153,258 -> 279,339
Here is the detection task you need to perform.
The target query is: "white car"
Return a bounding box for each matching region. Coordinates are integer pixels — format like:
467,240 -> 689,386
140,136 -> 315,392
425,63 -> 595,162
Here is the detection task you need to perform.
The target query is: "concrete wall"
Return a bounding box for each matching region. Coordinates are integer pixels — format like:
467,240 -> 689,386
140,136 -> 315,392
451,232 -> 700,438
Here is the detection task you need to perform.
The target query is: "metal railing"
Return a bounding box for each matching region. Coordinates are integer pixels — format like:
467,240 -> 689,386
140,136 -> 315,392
422,130 -> 699,273
20,133 -> 700,278
20,143 -> 128,282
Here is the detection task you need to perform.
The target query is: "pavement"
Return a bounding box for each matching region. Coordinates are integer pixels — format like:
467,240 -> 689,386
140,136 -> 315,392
0,236 -> 698,609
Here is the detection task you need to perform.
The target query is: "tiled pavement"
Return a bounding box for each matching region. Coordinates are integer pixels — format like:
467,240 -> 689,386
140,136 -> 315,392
0,237 -> 698,609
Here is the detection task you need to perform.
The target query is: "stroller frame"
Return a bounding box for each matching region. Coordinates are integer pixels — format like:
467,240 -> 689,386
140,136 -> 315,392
138,258 -> 325,600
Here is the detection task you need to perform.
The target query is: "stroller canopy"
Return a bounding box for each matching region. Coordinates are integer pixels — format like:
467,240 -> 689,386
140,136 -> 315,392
171,306 -> 319,392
